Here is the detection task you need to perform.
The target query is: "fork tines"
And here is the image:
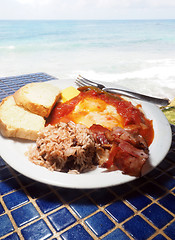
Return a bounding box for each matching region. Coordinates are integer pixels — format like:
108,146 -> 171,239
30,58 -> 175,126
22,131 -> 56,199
76,75 -> 97,88
75,77 -> 86,87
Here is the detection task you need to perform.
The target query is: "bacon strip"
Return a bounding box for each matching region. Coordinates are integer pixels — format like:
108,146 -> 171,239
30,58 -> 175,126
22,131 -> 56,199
90,124 -> 149,177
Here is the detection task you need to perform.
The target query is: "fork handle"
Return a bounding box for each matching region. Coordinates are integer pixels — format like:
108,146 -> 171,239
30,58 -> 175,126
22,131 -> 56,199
103,87 -> 170,106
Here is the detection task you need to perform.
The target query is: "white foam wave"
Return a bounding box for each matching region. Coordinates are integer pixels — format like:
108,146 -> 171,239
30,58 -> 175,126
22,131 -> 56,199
0,50 -> 174,100
0,45 -> 15,50
69,59 -> 175,100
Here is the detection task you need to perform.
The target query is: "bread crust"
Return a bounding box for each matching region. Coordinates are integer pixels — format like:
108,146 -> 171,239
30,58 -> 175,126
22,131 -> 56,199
13,82 -> 60,118
0,96 -> 45,140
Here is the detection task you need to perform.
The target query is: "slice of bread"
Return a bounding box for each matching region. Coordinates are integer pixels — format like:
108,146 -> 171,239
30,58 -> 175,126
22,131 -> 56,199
13,82 -> 60,118
0,95 -> 45,140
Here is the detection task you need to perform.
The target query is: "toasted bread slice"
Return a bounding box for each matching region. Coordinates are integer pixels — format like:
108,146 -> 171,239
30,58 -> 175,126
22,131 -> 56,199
0,96 -> 45,140
14,82 -> 60,118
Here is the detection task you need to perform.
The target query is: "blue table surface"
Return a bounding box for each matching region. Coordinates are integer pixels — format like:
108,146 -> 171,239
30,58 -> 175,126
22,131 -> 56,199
0,73 -> 174,240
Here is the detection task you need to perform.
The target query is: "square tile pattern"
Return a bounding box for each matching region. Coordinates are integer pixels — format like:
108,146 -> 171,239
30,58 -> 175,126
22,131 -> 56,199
0,73 -> 174,240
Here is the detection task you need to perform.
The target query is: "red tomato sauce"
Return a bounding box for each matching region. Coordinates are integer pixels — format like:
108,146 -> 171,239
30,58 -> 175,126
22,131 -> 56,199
47,88 -> 154,146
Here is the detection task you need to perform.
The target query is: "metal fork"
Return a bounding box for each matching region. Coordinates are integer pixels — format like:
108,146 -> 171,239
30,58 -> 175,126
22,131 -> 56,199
75,75 -> 170,106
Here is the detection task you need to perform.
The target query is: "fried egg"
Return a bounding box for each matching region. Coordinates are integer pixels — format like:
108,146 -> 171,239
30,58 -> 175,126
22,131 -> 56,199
68,97 -> 123,129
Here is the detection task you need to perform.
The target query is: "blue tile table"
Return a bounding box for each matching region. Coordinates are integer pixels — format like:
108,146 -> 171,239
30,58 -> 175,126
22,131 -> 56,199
0,73 -> 174,240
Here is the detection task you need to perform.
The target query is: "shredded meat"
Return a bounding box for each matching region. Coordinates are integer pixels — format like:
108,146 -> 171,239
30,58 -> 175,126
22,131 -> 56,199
28,122 -> 149,177
28,121 -> 97,173
90,124 -> 149,177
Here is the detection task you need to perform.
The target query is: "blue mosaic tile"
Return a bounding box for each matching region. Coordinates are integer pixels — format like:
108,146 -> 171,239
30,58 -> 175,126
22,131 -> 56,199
157,159 -> 172,170
0,214 -> 14,238
48,207 -> 76,232
152,234 -> 168,240
167,166 -> 175,177
1,85 -> 11,91
60,224 -> 93,240
85,211 -> 115,237
140,182 -> 166,199
0,201 -> 5,214
102,228 -> 130,240
26,182 -> 51,198
125,190 -> 151,210
82,189 -> 93,194
171,140 -> 175,149
0,94 -> 6,99
145,168 -> 162,178
11,202 -> 40,227
2,232 -> 20,240
155,173 -> 175,190
0,177 -> 20,195
142,203 -> 173,228
56,187 -> 82,202
166,151 -> 175,163
0,89 -> 6,95
3,189 -> 29,210
172,124 -> 175,131
110,183 -> 131,196
105,200 -> 134,223
6,82 -> 18,88
36,192 -> 62,213
70,196 -> 98,218
0,167 -> 13,181
21,219 -> 53,240
17,174 -> 35,186
6,89 -> 15,95
159,193 -> 175,214
89,188 -> 115,206
123,215 -> 155,240
11,169 -> 20,176
163,220 -> 175,239
129,176 -> 147,186
0,156 -> 6,167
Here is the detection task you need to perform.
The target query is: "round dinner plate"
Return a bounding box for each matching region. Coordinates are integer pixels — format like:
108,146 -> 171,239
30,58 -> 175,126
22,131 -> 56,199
0,79 -> 172,189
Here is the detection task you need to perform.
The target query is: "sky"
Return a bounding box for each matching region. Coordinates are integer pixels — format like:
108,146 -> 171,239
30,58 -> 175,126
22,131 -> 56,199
0,0 -> 175,20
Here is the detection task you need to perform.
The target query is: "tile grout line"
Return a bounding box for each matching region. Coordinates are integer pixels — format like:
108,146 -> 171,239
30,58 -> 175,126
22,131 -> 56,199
0,194 -> 25,240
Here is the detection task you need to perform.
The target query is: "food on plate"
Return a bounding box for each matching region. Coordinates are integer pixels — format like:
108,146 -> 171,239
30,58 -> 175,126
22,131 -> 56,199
14,82 -> 61,118
0,95 -> 45,140
0,81 -> 154,177
61,86 -> 80,103
28,121 -> 97,173
0,82 -> 61,140
47,87 -> 154,146
45,86 -> 154,176
90,124 -> 148,177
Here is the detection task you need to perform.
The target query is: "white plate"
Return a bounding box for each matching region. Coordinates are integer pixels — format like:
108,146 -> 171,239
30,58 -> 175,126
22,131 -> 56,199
0,79 -> 172,189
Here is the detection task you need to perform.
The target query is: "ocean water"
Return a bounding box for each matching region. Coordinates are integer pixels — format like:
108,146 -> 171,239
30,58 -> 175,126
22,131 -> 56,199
0,20 -> 175,99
